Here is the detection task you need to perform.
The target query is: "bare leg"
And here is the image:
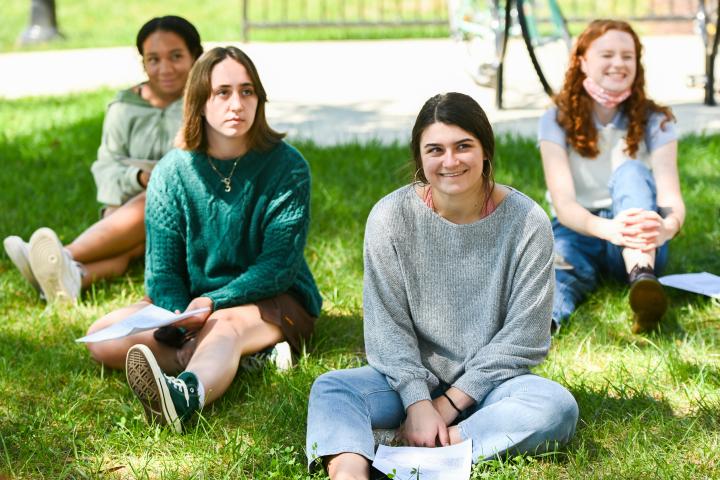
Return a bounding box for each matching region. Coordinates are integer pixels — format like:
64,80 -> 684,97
85,301 -> 184,373
80,242 -> 145,288
185,305 -> 283,405
326,453 -> 370,480
67,192 -> 146,264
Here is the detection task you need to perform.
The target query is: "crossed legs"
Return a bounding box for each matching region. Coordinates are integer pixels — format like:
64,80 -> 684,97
86,301 -> 283,406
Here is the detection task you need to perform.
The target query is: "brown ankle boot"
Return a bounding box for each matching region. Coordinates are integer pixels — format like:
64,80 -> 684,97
628,265 -> 667,333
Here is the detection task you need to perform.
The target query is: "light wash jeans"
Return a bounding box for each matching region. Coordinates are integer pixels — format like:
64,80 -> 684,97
553,160 -> 670,325
305,366 -> 579,469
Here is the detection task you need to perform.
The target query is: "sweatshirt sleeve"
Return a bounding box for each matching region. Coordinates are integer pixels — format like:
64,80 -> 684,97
91,102 -> 147,206
144,156 -> 192,311
203,160 -> 312,309
363,203 -> 439,409
452,207 -> 553,403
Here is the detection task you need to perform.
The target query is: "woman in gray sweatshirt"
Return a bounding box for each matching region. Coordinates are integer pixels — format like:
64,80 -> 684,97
306,93 -> 579,479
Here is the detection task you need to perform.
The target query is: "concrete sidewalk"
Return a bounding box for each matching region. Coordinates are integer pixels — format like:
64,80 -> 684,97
1,37 -> 718,144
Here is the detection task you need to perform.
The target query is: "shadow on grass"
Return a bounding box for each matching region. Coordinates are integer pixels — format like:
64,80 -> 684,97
566,381 -> 720,464
0,114 -> 103,240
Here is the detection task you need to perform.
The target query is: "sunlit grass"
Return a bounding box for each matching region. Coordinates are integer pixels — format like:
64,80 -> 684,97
0,91 -> 718,478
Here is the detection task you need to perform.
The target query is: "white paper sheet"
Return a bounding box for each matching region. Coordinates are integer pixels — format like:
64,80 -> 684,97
372,439 -> 472,480
658,272 -> 720,299
75,305 -> 211,343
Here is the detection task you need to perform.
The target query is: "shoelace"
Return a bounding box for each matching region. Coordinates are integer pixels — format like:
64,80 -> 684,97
164,375 -> 190,405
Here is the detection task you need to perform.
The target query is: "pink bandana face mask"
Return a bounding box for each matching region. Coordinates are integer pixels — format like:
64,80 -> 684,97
582,77 -> 631,109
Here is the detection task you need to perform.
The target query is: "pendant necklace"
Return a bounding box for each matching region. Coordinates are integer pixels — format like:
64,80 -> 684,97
207,156 -> 241,192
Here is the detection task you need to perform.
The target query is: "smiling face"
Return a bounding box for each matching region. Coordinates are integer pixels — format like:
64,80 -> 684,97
142,30 -> 194,101
203,58 -> 258,145
420,122 -> 485,198
580,29 -> 637,93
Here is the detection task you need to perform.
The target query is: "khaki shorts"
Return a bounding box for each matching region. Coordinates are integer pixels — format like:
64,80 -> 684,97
256,293 -> 316,354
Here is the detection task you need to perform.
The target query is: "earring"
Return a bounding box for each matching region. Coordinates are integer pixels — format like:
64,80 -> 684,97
413,167 -> 426,185
482,160 -> 493,179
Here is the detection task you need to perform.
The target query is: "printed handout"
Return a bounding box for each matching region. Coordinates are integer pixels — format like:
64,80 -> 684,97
372,439 -> 472,480
76,305 -> 210,343
659,272 -> 720,299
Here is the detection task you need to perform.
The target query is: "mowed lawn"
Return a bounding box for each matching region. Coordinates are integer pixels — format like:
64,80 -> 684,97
0,90 -> 719,479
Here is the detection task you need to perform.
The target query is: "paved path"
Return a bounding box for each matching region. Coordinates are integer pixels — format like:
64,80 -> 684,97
1,37 -> 718,144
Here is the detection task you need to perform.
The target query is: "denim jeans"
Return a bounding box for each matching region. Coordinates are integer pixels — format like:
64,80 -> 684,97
553,160 -> 670,325
305,366 -> 579,469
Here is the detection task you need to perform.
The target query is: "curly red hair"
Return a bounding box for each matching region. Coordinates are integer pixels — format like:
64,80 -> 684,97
554,19 -> 674,159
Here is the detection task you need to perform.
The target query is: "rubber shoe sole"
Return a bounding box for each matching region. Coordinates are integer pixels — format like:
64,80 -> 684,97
3,236 -> 41,293
28,228 -> 79,303
629,277 -> 668,333
126,344 -> 182,433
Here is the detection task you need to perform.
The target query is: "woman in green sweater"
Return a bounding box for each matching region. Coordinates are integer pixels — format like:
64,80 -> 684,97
3,16 -> 202,303
84,46 -> 322,433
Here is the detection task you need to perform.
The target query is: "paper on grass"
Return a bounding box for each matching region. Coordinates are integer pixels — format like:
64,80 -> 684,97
75,305 -> 210,343
659,272 -> 720,299
372,439 -> 472,480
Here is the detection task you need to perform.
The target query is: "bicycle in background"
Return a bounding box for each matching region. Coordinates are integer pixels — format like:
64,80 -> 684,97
694,0 -> 719,105
449,0 -> 571,109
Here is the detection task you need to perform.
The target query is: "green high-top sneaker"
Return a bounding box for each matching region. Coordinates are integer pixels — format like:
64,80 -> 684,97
126,344 -> 200,433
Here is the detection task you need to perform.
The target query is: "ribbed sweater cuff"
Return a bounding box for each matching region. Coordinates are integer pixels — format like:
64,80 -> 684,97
397,379 -> 431,410
453,375 -> 493,404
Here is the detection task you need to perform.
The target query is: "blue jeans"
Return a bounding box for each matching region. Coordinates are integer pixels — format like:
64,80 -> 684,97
553,160 -> 670,325
305,366 -> 579,469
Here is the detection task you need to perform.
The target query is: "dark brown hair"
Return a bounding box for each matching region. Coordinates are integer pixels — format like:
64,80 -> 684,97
411,92 -> 495,208
136,15 -> 203,60
555,19 -> 674,158
179,46 -> 284,153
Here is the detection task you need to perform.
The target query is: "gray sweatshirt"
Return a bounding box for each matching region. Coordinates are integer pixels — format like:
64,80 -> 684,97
363,185 -> 553,409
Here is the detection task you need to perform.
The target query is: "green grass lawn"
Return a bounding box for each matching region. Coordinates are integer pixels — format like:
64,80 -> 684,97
2,0 -> 693,52
1,0 -> 449,52
1,90 -> 719,479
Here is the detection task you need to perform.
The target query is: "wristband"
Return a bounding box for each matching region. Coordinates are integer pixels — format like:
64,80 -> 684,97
442,392 -> 462,414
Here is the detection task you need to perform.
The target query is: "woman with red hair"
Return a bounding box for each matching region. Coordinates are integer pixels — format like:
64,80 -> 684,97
538,19 -> 685,333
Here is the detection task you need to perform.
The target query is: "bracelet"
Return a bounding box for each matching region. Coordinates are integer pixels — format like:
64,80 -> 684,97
442,392 -> 462,414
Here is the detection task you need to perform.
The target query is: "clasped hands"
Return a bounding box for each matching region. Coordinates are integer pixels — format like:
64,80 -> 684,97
398,392 -> 469,448
605,207 -> 675,251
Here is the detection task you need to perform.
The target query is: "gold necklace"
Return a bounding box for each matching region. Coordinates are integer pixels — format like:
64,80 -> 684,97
207,156 -> 241,192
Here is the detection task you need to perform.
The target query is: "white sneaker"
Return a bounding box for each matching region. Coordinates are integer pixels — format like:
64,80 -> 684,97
239,341 -> 294,372
272,341 -> 293,372
28,228 -> 81,303
3,236 -> 42,294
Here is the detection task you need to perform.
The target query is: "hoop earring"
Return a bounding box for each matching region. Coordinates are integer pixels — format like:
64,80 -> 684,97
413,167 -> 426,185
482,159 -> 493,179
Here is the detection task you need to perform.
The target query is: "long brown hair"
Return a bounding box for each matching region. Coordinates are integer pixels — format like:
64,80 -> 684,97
179,46 -> 284,153
554,19 -> 674,158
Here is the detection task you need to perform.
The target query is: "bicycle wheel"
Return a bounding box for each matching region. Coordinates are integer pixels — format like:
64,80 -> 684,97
451,0 -> 508,89
516,0 -> 571,97
696,0 -> 719,105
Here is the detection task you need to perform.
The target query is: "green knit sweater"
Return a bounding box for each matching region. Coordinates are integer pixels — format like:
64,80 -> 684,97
144,142 -> 322,317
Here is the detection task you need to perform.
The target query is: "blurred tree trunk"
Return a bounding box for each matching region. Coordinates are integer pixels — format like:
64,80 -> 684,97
18,0 -> 63,46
